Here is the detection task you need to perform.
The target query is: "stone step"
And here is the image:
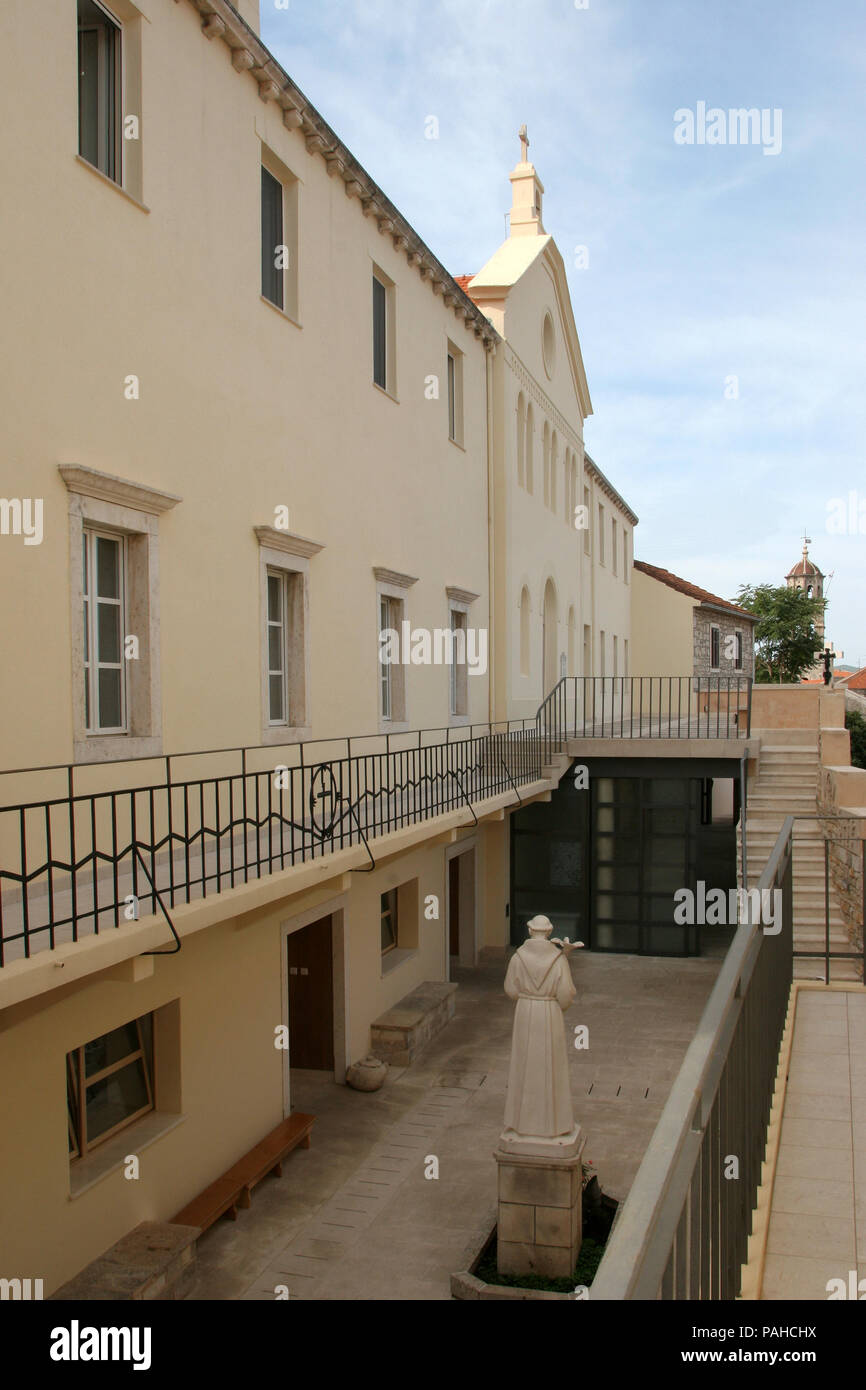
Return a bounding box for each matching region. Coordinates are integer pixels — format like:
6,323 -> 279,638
753,730 -> 819,747
794,959 -> 862,982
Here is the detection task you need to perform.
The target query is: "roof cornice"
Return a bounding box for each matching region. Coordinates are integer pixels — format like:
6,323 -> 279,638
584,454 -> 639,526
184,0 -> 498,352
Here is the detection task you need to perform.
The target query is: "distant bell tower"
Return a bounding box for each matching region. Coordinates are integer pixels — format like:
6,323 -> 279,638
786,534 -> 825,655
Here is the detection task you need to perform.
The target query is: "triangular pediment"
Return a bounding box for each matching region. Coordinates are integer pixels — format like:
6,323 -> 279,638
467,234 -> 592,421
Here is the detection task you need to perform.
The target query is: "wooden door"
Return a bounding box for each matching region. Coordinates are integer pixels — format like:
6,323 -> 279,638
286,916 -> 334,1070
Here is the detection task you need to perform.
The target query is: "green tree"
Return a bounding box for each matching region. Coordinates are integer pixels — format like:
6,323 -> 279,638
847,709 -> 866,770
735,583 -> 825,684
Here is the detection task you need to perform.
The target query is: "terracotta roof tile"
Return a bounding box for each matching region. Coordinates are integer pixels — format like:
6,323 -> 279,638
454,275 -> 476,292
633,560 -> 757,621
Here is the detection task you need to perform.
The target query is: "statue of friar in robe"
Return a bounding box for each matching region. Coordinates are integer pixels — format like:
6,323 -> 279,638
501,915 -> 584,1156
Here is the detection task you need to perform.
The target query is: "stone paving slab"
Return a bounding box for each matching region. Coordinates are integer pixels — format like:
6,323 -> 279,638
762,990 -> 866,1301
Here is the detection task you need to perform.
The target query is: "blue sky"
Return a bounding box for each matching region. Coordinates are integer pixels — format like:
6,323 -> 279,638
261,0 -> 866,665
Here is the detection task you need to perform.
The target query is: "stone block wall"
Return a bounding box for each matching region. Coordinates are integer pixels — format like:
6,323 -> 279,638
817,767 -> 865,968
693,610 -> 755,680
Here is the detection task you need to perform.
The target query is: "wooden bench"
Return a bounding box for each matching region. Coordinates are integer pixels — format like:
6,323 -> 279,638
171,1112 -> 315,1233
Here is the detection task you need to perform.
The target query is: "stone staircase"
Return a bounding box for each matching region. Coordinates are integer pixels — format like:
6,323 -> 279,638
740,733 -> 859,981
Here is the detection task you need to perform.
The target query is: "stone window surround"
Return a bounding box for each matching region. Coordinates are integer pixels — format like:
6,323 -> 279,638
709,622 -> 721,671
446,586 -> 480,726
374,567 -> 418,733
255,526 -> 323,745
60,464 -> 180,765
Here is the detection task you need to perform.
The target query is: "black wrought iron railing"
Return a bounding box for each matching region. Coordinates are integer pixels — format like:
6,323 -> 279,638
0,674 -> 753,968
537,675 -> 752,761
591,815 -> 794,1299
0,720 -> 541,967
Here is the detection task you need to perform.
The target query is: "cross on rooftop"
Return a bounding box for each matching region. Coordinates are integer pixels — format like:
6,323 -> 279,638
519,124 -> 530,162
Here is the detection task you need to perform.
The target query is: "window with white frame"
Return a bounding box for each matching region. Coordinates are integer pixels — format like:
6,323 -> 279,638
449,608 -> 468,717
266,569 -> 297,725
375,569 -> 415,728
379,594 -> 400,720
256,527 -> 320,741
62,465 -> 178,763
734,631 -> 744,670
83,528 -> 126,734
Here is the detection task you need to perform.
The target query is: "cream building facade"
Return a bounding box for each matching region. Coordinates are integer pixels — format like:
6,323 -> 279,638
0,0 -> 638,1294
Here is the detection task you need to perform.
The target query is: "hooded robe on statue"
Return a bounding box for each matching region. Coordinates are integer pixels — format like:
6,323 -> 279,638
502,916 -> 577,1142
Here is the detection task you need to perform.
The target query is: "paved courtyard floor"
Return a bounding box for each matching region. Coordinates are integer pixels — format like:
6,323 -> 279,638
187,949 -> 726,1301
761,987 -> 866,1300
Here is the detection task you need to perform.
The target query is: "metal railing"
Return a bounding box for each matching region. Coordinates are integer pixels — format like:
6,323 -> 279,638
537,675 -> 752,761
791,816 -> 866,985
0,718 -> 541,967
590,816 -> 794,1299
0,673 -> 754,969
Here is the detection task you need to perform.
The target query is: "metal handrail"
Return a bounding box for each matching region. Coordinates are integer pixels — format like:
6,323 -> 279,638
590,816 -> 794,1300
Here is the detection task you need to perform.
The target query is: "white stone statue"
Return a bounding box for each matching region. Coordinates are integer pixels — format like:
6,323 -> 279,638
501,915 -> 584,1156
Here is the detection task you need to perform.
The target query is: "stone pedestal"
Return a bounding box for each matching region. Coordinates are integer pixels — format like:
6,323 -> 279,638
495,1128 -> 585,1280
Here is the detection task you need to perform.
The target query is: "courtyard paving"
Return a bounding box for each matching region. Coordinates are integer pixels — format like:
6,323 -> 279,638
187,949 -> 727,1301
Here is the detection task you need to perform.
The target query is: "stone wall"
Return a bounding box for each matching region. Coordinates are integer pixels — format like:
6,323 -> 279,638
817,766 -> 865,968
693,610 -> 755,679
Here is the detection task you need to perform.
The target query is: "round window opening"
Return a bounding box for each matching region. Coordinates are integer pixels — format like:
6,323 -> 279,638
542,311 -> 556,378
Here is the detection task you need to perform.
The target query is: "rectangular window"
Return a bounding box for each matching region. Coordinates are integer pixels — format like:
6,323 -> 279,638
613,635 -> 618,677
598,504 -> 605,565
447,353 -> 456,440
449,608 -> 468,716
379,595 -> 396,720
373,275 -> 387,389
710,626 -> 721,670
67,1014 -> 154,1158
599,629 -> 606,677
612,519 -> 618,576
734,632 -> 743,670
266,570 -> 294,724
380,888 -> 398,955
623,529 -> 629,582
624,638 -> 629,676
77,0 -> 121,184
583,487 -> 591,556
446,342 -> 464,445
83,528 -> 126,734
261,166 -> 284,310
